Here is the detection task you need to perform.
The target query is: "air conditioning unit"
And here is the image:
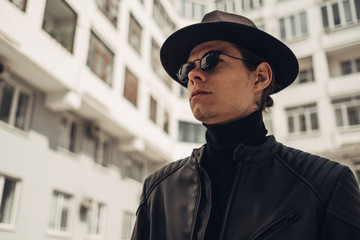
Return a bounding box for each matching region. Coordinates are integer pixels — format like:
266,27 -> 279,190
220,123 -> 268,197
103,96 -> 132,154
86,122 -> 101,139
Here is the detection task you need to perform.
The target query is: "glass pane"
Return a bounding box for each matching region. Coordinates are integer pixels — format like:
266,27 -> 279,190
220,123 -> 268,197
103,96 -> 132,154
11,0 -> 26,11
310,112 -> 319,130
356,59 -> 360,72
321,6 -> 329,29
355,0 -> 360,20
48,192 -> 58,229
279,18 -> 286,40
102,141 -> 110,166
348,106 -> 360,125
42,0 -> 77,52
60,197 -> 69,231
0,178 -> 16,224
335,108 -> 344,126
343,0 -> 353,22
69,121 -> 77,153
287,116 -> 294,133
332,3 -> 341,26
0,84 -> 14,124
14,91 -> 29,130
341,61 -> 352,75
299,12 -> 308,35
290,15 -> 296,37
299,114 -> 306,132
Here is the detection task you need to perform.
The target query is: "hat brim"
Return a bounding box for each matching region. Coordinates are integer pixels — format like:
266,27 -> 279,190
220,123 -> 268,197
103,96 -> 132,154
160,22 -> 299,93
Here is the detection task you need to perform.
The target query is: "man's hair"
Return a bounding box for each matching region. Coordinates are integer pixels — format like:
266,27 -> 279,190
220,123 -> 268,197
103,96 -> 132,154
235,46 -> 275,111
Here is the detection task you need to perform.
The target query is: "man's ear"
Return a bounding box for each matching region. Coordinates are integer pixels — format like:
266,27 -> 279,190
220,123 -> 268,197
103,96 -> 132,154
254,62 -> 272,91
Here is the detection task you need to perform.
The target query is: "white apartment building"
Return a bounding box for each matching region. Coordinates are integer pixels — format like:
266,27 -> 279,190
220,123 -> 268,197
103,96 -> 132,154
175,0 -> 360,178
0,0 -> 186,239
0,0 -> 359,239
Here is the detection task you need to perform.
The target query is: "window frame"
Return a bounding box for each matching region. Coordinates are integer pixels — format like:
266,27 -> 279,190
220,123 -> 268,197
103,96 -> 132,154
59,114 -> 81,154
87,30 -> 115,86
320,0 -> 360,31
0,77 -> 33,132
87,200 -> 106,238
123,67 -> 139,107
0,175 -> 21,229
279,11 -> 309,42
286,104 -> 320,135
47,190 -> 73,235
9,0 -> 27,12
333,96 -> 360,129
128,13 -> 143,55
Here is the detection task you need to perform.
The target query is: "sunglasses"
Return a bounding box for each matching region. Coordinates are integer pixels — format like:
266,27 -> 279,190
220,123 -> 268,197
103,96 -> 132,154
176,50 -> 250,85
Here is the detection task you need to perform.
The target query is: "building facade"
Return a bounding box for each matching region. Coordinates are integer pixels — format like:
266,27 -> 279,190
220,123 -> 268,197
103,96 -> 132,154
175,0 -> 360,179
0,0 -> 183,239
0,0 -> 359,239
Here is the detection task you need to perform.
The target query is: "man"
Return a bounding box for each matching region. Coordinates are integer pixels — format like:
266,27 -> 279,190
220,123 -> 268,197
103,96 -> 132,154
131,10 -> 360,240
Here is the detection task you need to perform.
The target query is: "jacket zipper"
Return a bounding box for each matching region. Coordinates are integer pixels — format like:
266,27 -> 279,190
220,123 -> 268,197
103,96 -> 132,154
250,210 -> 301,240
217,162 -> 242,239
192,164 -> 212,240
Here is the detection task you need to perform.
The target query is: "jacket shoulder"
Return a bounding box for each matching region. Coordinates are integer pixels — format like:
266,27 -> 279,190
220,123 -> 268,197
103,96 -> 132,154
274,143 -> 348,206
140,157 -> 190,202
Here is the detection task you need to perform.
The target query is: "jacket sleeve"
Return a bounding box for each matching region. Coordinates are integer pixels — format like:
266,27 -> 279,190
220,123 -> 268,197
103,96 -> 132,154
320,167 -> 360,239
131,182 -> 150,240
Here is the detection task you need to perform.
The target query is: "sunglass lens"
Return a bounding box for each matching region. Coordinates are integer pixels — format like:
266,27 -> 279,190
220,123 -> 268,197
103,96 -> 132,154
201,51 -> 219,71
177,62 -> 195,84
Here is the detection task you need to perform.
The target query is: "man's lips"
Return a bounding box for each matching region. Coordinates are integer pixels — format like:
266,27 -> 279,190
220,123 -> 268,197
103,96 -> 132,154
191,90 -> 212,98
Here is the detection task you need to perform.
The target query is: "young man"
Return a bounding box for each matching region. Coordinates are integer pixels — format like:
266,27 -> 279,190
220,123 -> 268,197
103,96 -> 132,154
131,11 -> 360,240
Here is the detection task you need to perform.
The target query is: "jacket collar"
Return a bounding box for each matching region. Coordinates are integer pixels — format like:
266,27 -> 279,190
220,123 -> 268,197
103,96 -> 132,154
189,135 -> 280,165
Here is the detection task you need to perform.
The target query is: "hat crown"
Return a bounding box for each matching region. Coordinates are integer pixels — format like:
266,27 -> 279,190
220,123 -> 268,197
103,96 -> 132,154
201,10 -> 257,29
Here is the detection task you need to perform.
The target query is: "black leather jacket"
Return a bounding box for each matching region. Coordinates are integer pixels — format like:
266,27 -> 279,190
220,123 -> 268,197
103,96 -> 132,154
131,136 -> 360,240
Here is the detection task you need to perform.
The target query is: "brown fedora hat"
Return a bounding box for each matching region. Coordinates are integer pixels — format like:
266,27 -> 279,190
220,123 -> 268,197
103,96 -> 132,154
160,10 -> 299,94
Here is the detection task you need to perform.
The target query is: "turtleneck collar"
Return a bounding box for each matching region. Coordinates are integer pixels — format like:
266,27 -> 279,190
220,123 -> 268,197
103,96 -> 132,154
203,109 -> 268,153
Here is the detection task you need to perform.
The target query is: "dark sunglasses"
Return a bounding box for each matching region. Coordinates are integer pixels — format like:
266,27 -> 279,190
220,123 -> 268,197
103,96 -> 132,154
176,50 -> 250,84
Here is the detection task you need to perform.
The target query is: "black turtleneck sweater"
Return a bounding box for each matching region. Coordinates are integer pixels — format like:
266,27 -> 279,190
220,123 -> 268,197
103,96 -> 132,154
202,110 -> 268,239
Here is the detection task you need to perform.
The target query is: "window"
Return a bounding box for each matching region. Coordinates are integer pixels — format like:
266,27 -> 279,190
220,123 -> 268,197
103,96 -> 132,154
178,121 -> 206,143
339,58 -> 360,76
94,136 -> 111,167
60,115 -> 79,153
121,211 -> 135,239
9,0 -> 27,11
333,96 -> 360,128
42,0 -> 77,53
128,14 -> 142,54
87,31 -> 114,86
151,38 -> 172,88
294,57 -> 314,84
356,58 -> 360,72
341,60 -> 352,75
149,96 -> 157,123
279,11 -> 308,41
286,104 -> 319,134
124,158 -> 144,182
321,0 -> 360,31
87,200 -> 106,237
95,0 -> 120,26
48,191 -> 73,234
153,0 -> 176,36
163,111 -> 170,134
123,67 -> 138,107
0,175 -> 21,227
180,0 -> 206,19
0,78 -> 32,131
215,0 -> 264,13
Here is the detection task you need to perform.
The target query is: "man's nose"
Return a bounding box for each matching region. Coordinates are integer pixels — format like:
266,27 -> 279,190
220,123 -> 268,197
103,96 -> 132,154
188,64 -> 206,86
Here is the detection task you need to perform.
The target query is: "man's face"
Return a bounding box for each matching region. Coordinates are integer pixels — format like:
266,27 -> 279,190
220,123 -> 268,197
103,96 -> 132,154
187,40 -> 261,125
